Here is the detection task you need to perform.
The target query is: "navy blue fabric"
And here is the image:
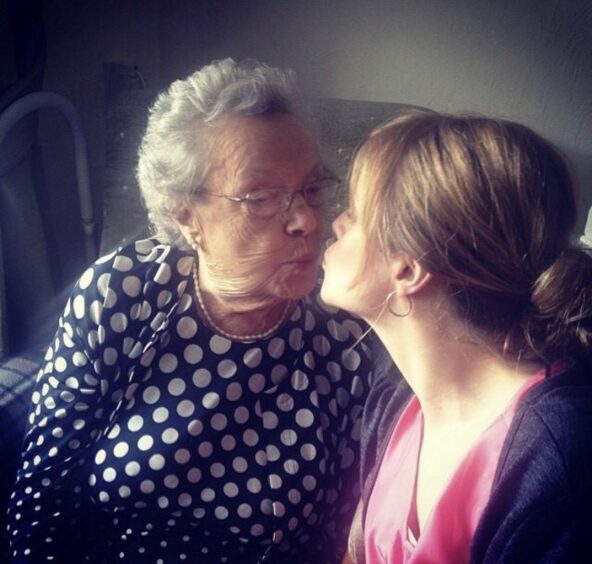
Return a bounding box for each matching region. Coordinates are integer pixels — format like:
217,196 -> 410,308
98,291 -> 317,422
0,351 -> 43,562
7,239 -> 373,563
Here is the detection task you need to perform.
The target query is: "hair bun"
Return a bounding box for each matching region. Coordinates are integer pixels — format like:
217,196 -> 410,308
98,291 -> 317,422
525,248 -> 592,359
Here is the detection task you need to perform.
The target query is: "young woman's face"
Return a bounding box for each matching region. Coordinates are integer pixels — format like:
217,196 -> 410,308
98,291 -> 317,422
321,191 -> 392,320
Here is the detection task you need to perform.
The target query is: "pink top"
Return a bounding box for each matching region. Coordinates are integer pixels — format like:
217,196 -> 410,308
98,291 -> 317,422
364,369 -> 549,564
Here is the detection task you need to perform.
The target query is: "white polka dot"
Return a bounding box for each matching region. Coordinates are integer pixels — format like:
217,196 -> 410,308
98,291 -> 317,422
184,344 -> 203,364
262,411 -> 278,430
152,407 -> 169,423
157,496 -> 169,508
280,429 -> 298,447
168,377 -> 186,396
296,408 -> 315,428
221,435 -> 236,451
214,505 -> 229,519
268,474 -> 283,490
237,503 -> 252,518
217,359 -> 237,379
303,475 -> 317,491
211,413 -> 228,431
95,449 -> 107,465
72,352 -> 88,367
164,475 -> 179,489
300,443 -> 317,461
176,399 -> 195,417
113,442 -> 129,458
125,461 -> 141,477
200,488 -> 215,502
187,419 -> 203,437
210,335 -> 231,354
210,463 -> 225,478
312,335 -> 331,356
127,415 -> 144,432
198,442 -> 213,458
162,428 -> 179,444
103,347 -> 118,366
96,272 -> 110,297
234,406 -> 249,424
289,328 -> 303,350
266,445 -> 280,462
154,263 -> 172,285
140,480 -> 155,494
288,489 -> 301,504
192,369 -> 211,388
304,310 -> 316,330
143,386 -> 160,405
177,316 -> 198,339
157,290 -> 172,308
175,448 -> 191,464
187,468 -> 201,483
202,392 -> 220,410
291,370 -> 309,391
243,348 -> 262,368
159,354 -> 178,374
138,435 -> 154,451
243,429 -> 259,447
122,275 -> 142,297
149,454 -> 165,471
114,255 -> 134,272
232,457 -> 248,473
119,485 -> 131,498
271,364 -> 288,385
110,313 -> 128,333
342,348 -> 361,370
176,256 -> 194,276
223,482 -> 239,497
276,393 -> 294,412
248,373 -> 265,393
225,382 -> 242,401
73,295 -> 85,319
79,268 -> 94,289
284,459 -> 299,475
267,338 -> 285,359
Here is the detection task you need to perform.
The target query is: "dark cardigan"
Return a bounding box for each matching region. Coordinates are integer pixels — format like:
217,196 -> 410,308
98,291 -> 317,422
360,347 -> 592,563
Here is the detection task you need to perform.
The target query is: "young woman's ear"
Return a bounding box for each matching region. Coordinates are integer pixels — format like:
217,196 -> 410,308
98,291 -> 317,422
390,252 -> 432,297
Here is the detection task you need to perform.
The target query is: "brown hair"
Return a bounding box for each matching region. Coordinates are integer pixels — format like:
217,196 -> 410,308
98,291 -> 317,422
351,109 -> 592,361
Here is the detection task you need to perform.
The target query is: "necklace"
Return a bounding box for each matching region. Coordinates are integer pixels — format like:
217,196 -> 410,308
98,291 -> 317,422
192,261 -> 293,342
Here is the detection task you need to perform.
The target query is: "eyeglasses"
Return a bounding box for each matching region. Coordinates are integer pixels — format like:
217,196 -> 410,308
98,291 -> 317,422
201,177 -> 341,218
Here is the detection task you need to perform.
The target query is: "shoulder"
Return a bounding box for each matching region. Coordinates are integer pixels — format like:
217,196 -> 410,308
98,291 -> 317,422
62,239 -> 194,351
502,359 -> 592,482
473,361 -> 592,562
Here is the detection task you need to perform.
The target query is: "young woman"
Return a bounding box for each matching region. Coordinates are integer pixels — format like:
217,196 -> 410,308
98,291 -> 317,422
322,110 -> 592,563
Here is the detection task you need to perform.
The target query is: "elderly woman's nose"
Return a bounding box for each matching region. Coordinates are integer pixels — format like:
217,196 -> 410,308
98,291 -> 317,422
286,193 -> 319,234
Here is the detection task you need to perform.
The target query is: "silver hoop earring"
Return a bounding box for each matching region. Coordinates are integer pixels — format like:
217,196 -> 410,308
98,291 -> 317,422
386,291 -> 413,318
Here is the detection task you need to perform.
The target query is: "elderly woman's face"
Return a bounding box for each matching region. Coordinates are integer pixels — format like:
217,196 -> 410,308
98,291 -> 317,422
188,113 -> 326,301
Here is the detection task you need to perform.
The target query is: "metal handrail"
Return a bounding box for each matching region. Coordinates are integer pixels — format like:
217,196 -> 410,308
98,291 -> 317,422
0,91 -> 97,261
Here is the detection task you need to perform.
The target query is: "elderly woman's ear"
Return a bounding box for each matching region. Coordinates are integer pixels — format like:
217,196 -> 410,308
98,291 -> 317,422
173,205 -> 204,250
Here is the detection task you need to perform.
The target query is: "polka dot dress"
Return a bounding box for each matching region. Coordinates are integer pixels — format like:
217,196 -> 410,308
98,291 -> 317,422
8,240 -> 372,563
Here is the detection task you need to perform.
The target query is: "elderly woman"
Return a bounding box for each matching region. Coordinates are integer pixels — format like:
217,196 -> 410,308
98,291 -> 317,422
7,59 -> 372,563
322,110 -> 592,562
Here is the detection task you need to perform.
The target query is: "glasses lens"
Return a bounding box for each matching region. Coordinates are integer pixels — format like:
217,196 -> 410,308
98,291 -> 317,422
304,178 -> 340,206
246,190 -> 287,217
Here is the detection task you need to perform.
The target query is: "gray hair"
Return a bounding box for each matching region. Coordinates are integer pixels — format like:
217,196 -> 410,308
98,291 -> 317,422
136,58 -> 302,247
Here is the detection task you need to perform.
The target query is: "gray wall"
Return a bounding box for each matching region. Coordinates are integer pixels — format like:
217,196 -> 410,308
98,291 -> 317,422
40,0 -> 592,286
